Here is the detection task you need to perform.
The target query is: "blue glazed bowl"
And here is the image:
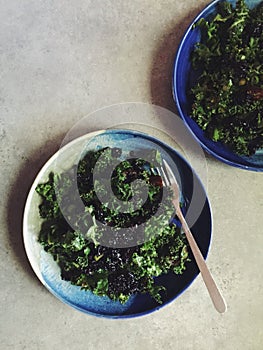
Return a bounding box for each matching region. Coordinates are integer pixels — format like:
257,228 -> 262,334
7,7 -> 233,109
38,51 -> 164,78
23,129 -> 212,318
173,0 -> 263,171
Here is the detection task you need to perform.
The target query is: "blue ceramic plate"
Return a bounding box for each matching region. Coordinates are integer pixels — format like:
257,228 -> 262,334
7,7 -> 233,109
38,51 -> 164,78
23,129 -> 212,318
173,0 -> 263,171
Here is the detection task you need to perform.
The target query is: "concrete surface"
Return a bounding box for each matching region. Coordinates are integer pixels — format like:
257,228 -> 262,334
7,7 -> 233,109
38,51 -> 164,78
0,0 -> 262,349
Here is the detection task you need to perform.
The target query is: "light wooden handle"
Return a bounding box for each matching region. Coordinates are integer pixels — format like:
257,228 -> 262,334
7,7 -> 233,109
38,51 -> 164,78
176,205 -> 227,313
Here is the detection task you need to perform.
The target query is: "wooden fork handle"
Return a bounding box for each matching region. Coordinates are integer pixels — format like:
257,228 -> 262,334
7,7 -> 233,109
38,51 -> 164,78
175,205 -> 227,313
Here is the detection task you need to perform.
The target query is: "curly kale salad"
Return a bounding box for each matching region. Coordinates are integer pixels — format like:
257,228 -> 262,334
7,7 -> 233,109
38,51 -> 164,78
190,0 -> 263,155
36,147 -> 190,304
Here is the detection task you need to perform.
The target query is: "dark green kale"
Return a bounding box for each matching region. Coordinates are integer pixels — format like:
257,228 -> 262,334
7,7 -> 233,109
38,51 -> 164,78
190,0 -> 263,155
36,148 -> 190,304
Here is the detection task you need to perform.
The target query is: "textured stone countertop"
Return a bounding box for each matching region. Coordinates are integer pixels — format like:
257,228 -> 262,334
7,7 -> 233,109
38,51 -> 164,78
0,1 -> 262,349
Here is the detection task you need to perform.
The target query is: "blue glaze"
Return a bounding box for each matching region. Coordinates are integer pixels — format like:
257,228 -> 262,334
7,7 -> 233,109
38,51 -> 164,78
173,0 -> 263,171
39,129 -> 212,318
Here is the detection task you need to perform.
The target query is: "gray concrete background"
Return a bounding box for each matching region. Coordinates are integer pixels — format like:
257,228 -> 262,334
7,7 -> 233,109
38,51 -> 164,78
0,0 -> 262,349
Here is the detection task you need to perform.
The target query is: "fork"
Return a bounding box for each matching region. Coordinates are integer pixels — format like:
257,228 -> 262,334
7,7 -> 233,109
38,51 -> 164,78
157,160 -> 227,313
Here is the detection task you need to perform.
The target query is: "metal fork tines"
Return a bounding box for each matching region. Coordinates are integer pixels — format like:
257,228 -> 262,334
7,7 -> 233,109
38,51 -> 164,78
155,160 -> 180,205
